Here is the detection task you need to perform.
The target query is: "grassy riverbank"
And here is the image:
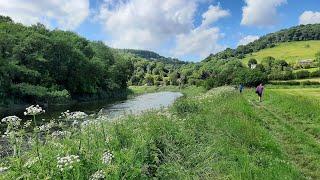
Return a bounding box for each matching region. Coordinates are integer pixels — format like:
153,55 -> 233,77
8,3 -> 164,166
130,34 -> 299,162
1,85 -> 320,179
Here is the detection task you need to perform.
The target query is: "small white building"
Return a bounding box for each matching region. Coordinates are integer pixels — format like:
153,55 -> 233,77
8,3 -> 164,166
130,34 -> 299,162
250,64 -> 257,69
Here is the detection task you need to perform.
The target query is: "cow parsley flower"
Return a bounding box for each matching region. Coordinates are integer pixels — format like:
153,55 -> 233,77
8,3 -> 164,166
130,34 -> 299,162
89,170 -> 105,180
51,131 -> 71,139
24,105 -> 45,116
38,121 -> 56,132
57,155 -> 80,171
0,166 -> 9,173
1,116 -> 21,127
23,157 -> 39,168
102,151 -> 114,165
61,111 -> 87,120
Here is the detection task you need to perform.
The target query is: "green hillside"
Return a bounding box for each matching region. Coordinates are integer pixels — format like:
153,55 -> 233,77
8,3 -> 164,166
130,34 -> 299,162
243,40 -> 320,64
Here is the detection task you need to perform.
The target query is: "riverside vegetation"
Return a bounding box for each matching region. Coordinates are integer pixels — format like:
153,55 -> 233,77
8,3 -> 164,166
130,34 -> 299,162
1,85 -> 320,179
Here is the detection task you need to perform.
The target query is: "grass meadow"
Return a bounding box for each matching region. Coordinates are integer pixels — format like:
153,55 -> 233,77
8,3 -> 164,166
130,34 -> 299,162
0,85 -> 319,179
243,40 -> 320,64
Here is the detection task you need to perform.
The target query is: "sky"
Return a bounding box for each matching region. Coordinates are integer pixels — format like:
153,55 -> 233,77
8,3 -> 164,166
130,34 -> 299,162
0,0 -> 320,61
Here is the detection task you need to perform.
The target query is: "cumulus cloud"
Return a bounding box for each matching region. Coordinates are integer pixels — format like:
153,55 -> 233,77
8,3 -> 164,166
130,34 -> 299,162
201,5 -> 230,27
174,27 -> 225,58
174,4 -> 229,58
241,0 -> 287,26
299,11 -> 320,25
96,0 -> 229,59
0,0 -> 89,30
238,35 -> 259,46
96,0 -> 197,49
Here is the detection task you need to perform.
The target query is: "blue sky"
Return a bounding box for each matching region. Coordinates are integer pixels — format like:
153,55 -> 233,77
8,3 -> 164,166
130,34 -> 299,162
1,0 -> 320,61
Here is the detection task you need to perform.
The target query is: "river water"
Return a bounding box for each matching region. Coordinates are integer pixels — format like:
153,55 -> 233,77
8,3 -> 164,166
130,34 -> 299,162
0,91 -> 183,120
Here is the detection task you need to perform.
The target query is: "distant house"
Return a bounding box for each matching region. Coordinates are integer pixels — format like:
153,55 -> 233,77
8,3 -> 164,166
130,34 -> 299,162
250,64 -> 257,69
298,59 -> 313,66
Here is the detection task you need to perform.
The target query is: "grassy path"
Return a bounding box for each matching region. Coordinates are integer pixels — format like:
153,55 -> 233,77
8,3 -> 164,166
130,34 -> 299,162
245,89 -> 320,179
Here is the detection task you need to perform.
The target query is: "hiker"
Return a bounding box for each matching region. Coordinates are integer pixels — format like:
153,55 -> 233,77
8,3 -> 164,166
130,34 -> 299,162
256,83 -> 264,102
239,84 -> 244,93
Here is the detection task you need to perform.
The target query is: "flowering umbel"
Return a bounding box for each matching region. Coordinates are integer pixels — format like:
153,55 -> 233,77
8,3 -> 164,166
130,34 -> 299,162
24,105 -> 45,116
57,155 -> 80,171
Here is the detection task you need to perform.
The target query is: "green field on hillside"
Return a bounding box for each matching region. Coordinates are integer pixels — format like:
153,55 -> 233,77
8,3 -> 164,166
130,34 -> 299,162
243,40 -> 320,64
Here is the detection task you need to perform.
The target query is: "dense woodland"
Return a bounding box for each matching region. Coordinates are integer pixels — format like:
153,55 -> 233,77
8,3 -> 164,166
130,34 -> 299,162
1,15 -> 320,106
0,16 -> 134,106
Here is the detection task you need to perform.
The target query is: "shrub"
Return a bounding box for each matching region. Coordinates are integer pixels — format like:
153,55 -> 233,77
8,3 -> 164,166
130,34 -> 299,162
310,70 -> 320,77
294,70 -> 310,79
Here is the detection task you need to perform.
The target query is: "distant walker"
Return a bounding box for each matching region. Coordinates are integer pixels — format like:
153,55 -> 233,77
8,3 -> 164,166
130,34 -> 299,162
256,83 -> 264,102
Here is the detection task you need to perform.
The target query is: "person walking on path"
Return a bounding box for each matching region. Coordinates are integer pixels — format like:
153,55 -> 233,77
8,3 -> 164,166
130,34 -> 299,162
256,83 -> 264,102
239,84 -> 244,93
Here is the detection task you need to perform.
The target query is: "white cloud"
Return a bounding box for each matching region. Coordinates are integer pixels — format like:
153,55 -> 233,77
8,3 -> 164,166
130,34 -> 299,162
174,5 -> 229,58
97,0 -> 229,59
201,5 -> 230,27
0,0 -> 89,30
241,0 -> 287,26
174,27 -> 225,58
299,11 -> 320,25
238,35 -> 259,46
96,0 -> 197,49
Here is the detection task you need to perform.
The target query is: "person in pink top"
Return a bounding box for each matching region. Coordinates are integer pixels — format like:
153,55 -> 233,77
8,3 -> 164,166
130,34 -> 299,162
256,83 -> 264,102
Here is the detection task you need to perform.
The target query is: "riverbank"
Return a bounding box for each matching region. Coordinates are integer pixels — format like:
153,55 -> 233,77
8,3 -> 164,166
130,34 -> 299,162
1,85 -> 319,179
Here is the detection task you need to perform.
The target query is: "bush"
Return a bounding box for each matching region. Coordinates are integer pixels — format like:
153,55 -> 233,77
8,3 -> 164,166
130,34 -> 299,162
11,83 -> 71,103
268,70 -> 293,80
294,70 -> 310,79
310,70 -> 320,77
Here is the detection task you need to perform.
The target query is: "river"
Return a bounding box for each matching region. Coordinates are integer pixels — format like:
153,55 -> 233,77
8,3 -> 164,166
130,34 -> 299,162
0,91 -> 183,121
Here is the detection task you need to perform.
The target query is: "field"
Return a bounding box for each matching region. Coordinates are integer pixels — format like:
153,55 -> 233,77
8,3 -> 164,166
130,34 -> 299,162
1,85 -> 320,179
243,40 -> 320,64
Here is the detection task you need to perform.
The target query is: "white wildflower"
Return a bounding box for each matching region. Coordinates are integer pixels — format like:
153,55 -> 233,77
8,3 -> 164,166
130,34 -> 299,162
89,170 -> 105,180
0,166 -> 9,173
23,157 -> 39,168
72,120 -> 79,127
102,151 -> 114,165
39,121 -> 56,132
61,111 -> 87,120
1,116 -> 21,127
51,131 -> 71,139
57,155 -> 80,171
24,120 -> 32,128
24,105 -> 45,116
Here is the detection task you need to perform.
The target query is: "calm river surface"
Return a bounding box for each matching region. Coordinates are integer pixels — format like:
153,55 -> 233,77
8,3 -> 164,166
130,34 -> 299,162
0,92 -> 183,120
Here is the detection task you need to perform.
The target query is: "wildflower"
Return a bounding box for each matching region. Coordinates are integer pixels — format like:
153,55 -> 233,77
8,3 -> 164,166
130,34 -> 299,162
102,151 -> 114,165
24,120 -> 32,128
24,105 -> 45,116
72,120 -> 79,127
57,155 -> 80,171
89,170 -> 105,180
1,116 -> 21,127
38,121 -> 56,132
61,111 -> 87,120
0,166 -> 9,173
51,131 -> 71,139
23,157 -> 39,168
